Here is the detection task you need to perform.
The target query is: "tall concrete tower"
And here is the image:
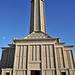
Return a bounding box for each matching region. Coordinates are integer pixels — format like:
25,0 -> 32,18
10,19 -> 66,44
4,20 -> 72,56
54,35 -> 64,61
30,0 -> 46,33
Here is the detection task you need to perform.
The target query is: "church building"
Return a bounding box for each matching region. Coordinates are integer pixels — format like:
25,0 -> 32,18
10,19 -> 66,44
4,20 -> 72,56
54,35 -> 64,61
0,0 -> 75,75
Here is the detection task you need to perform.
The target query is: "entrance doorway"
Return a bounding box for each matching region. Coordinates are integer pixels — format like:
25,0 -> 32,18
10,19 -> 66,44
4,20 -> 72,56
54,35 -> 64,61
31,71 -> 40,75
62,72 -> 66,75
6,73 -> 10,75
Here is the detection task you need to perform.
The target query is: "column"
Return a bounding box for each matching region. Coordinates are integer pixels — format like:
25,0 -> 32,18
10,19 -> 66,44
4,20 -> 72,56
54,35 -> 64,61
13,45 -> 17,75
54,44 -> 58,75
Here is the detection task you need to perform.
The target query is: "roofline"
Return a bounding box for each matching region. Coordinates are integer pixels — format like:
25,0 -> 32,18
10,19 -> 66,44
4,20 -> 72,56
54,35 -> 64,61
13,38 -> 60,41
64,45 -> 74,47
55,42 -> 65,44
8,44 -> 15,46
1,47 -> 15,49
1,47 -> 10,49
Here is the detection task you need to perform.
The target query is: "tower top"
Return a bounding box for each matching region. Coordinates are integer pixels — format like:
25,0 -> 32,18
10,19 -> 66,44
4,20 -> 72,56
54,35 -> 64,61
30,0 -> 46,34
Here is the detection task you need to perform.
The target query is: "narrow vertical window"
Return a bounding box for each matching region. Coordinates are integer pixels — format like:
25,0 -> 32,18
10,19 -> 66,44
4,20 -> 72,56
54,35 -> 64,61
48,45 -> 51,68
61,48 -> 65,68
35,46 -> 37,61
21,46 -> 24,69
45,45 -> 47,68
32,46 -> 34,61
18,46 -> 21,69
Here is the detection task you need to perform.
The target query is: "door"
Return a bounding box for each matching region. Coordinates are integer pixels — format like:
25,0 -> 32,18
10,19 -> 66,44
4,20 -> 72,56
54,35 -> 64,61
6,73 -> 10,75
31,71 -> 35,75
31,71 -> 40,75
62,72 -> 66,75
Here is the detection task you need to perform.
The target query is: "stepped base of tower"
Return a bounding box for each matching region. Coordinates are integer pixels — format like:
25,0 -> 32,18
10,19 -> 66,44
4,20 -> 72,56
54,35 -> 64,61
1,34 -> 75,75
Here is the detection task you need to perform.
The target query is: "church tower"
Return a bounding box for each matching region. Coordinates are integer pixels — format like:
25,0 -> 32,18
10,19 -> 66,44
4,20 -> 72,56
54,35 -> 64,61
0,0 -> 75,75
30,0 -> 46,33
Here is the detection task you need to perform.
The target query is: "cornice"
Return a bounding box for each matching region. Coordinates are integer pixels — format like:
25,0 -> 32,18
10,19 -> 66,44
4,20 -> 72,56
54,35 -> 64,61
64,45 -> 74,47
55,43 -> 65,45
1,47 -> 15,50
13,38 -> 60,42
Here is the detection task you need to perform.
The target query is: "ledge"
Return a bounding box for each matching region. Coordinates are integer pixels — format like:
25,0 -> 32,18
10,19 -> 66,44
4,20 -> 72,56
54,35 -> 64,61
13,38 -> 60,41
29,61 -> 41,64
8,44 -> 15,46
2,68 -> 13,71
64,45 -> 74,47
1,47 -> 15,50
55,42 -> 65,45
1,47 -> 9,49
29,69 -> 41,71
15,69 -> 27,71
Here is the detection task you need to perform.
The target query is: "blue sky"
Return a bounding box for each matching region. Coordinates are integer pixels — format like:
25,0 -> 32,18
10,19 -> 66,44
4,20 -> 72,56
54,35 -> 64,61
0,0 -> 75,59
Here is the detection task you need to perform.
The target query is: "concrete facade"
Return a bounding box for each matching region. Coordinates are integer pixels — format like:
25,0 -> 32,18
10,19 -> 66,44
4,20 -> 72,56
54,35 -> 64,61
1,39 -> 75,75
0,0 -> 75,75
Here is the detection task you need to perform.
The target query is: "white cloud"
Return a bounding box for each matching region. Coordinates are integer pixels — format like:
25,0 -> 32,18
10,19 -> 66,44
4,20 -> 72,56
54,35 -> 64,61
2,36 -> 6,40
